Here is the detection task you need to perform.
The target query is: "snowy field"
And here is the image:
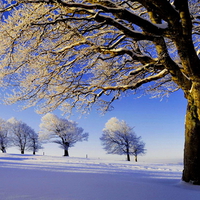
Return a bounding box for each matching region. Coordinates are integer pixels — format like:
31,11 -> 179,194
0,154 -> 200,200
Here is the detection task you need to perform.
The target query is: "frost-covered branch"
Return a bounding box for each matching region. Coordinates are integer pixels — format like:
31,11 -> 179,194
98,69 -> 169,91
0,0 -> 198,114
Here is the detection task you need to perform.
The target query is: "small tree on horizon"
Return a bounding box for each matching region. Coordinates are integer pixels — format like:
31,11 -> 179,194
132,137 -> 146,162
27,130 -> 42,155
39,113 -> 89,156
100,117 -> 146,161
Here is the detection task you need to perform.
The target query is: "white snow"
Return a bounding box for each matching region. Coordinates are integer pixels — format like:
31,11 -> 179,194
0,153 -> 200,200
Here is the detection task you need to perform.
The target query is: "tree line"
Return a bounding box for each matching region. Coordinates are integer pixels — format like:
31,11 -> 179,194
0,114 -> 145,161
0,117 -> 42,155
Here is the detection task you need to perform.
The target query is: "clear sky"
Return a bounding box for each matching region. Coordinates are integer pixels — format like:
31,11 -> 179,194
1,89 -> 187,162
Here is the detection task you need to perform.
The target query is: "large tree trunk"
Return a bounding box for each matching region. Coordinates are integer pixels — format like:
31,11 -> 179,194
21,149 -> 24,154
182,82 -> 200,184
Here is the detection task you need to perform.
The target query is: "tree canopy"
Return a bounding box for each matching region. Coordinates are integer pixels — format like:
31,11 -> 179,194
0,0 -> 198,114
39,113 -> 89,156
100,117 -> 146,161
8,117 -> 39,154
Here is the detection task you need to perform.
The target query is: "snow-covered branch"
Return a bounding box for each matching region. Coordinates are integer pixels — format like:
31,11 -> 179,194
98,69 -> 169,91
0,0 -> 198,114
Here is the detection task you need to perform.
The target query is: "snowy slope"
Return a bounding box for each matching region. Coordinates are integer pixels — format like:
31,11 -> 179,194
0,154 -> 200,200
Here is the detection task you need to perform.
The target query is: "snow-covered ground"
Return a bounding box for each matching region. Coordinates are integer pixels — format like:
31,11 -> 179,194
0,154 -> 200,200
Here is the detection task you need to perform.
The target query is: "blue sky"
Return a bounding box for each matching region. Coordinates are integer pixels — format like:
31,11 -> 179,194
1,89 -> 187,162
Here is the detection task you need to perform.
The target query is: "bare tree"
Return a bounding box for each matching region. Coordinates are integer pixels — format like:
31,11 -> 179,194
27,130 -> 42,155
100,117 -> 145,161
0,0 -> 199,183
39,113 -> 89,156
0,118 -> 10,153
132,138 -> 146,162
8,118 -> 33,154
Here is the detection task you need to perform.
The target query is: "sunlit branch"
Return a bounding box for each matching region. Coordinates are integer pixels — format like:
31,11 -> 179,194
98,69 -> 168,91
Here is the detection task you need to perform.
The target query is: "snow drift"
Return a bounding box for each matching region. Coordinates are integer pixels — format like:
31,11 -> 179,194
0,154 -> 200,200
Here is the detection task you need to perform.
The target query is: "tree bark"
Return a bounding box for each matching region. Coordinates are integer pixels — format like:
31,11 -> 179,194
135,155 -> 138,162
21,150 -> 24,154
1,146 -> 6,153
64,149 -> 69,156
182,82 -> 200,184
62,141 -> 69,156
126,154 -> 130,161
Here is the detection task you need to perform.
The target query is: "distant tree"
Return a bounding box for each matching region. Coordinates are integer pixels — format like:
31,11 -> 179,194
39,113 -> 89,156
0,118 -> 10,153
27,130 -> 42,155
8,118 -> 33,154
132,138 -> 146,162
100,117 -> 146,161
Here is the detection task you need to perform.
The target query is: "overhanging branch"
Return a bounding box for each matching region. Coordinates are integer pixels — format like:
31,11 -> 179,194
98,69 -> 169,91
